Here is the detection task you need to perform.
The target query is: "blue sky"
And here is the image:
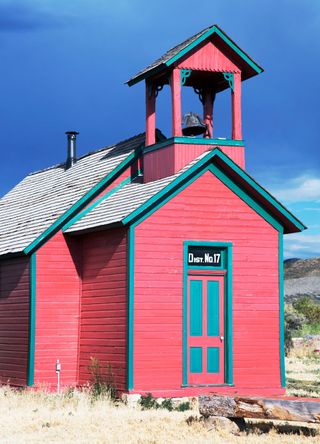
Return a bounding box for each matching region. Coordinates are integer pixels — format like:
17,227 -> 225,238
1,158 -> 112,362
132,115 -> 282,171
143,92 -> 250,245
0,0 -> 319,258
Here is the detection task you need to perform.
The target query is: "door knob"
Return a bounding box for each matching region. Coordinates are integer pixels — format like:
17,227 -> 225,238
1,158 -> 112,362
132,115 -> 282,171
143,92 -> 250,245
220,336 -> 224,342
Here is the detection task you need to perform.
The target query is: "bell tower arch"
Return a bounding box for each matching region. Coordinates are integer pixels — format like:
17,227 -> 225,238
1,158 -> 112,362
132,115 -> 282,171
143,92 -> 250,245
127,25 -> 263,182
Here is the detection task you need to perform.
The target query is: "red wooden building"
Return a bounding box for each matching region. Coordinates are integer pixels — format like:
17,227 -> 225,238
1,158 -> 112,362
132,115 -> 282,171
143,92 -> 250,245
0,25 -> 305,397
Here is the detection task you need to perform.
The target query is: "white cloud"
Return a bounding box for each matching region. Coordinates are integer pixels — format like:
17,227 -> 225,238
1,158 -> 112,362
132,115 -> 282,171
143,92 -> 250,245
271,175 -> 320,203
284,233 -> 320,258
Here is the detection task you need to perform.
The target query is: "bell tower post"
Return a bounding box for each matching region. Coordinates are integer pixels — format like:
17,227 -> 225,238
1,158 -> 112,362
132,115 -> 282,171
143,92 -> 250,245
171,68 -> 182,137
232,72 -> 242,140
146,81 -> 156,146
203,89 -> 215,138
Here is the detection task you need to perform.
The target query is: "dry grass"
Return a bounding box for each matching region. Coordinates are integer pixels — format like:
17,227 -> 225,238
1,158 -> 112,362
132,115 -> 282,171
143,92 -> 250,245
0,342 -> 319,443
286,339 -> 320,398
0,386 -> 319,444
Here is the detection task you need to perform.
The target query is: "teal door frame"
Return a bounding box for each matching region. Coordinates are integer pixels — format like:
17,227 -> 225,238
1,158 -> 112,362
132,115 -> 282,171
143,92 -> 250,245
182,241 -> 233,387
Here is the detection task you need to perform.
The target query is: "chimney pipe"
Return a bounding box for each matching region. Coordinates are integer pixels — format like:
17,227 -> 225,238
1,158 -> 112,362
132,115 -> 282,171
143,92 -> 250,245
65,131 -> 79,169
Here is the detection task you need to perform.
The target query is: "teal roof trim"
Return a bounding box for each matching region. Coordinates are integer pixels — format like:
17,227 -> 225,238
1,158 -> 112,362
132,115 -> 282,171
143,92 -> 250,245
122,149 -> 305,233
62,176 -> 132,233
166,25 -> 263,74
24,147 -> 142,254
127,25 -> 263,87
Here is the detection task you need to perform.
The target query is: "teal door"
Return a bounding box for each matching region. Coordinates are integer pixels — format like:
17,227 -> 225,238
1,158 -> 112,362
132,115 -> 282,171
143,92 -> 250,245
187,275 -> 225,385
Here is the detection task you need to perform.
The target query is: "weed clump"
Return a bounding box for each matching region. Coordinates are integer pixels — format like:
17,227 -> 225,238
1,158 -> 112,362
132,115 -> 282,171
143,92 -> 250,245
138,393 -> 191,412
88,357 -> 117,401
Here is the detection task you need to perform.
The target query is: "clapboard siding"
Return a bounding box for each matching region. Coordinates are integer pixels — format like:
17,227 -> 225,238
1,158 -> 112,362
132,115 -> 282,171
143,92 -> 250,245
79,227 -> 127,392
177,39 -> 241,72
0,256 -> 30,386
134,170 -> 280,393
144,143 -> 244,183
35,231 -> 81,388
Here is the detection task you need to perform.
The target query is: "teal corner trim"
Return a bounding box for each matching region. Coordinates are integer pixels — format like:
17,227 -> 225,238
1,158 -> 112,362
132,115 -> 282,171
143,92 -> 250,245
24,147 -> 143,254
127,225 -> 135,390
279,230 -> 286,388
27,253 -> 36,386
62,176 -> 132,232
183,241 -> 233,385
181,69 -> 192,86
143,137 -> 245,154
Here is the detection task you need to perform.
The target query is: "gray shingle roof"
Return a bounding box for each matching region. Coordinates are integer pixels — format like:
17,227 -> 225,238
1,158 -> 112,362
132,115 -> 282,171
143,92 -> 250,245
0,133 -> 145,256
65,153 -> 208,234
127,26 -> 211,85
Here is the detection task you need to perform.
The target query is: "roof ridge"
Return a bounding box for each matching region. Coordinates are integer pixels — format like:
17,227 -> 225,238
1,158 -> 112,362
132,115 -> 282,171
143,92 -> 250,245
159,25 -> 212,61
28,131 -> 147,177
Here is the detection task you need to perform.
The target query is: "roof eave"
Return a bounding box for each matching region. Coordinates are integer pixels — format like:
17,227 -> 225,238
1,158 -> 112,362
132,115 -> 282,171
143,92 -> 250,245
23,145 -> 143,256
122,149 -> 305,233
127,24 -> 264,87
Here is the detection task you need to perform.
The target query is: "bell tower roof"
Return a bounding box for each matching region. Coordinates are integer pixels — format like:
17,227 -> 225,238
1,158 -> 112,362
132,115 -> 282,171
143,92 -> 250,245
127,24 -> 263,87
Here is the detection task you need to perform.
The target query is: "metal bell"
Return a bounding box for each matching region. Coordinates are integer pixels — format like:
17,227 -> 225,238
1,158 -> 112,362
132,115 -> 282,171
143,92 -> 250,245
182,112 -> 207,137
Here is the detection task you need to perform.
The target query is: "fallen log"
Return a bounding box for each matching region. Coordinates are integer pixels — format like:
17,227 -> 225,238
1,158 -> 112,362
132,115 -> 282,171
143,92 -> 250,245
199,395 -> 320,423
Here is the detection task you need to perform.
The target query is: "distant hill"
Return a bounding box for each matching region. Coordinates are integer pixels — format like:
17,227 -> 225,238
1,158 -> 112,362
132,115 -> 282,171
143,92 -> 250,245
284,257 -> 320,302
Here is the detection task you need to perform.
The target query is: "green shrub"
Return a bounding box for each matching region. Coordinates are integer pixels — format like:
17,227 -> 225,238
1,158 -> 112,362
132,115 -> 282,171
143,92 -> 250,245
293,297 -> 320,324
138,393 -> 158,410
176,401 -> 191,412
138,394 -> 191,412
88,357 -> 117,401
160,398 -> 173,411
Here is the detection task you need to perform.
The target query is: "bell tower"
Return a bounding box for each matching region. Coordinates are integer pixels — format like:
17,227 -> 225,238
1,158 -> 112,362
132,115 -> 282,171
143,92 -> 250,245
127,25 -> 263,183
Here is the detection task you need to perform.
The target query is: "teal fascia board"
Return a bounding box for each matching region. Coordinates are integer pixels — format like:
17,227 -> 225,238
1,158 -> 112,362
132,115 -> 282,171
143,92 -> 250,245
27,253 -> 36,386
62,176 -> 131,232
210,164 -> 282,232
216,155 -> 306,232
166,25 -> 263,75
143,137 -> 244,154
24,148 -> 142,255
122,148 -> 219,225
123,148 -> 304,233
127,25 -> 263,86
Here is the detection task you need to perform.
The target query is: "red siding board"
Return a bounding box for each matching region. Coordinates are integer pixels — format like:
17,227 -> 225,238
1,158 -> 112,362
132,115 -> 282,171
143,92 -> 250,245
177,39 -> 241,73
79,228 -> 128,393
144,143 -> 245,183
134,170 -> 281,395
0,256 -> 30,386
35,232 -> 81,389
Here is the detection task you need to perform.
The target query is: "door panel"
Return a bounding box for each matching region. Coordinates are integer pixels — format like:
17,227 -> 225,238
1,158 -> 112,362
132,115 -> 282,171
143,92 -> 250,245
189,280 -> 203,336
188,275 -> 224,385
